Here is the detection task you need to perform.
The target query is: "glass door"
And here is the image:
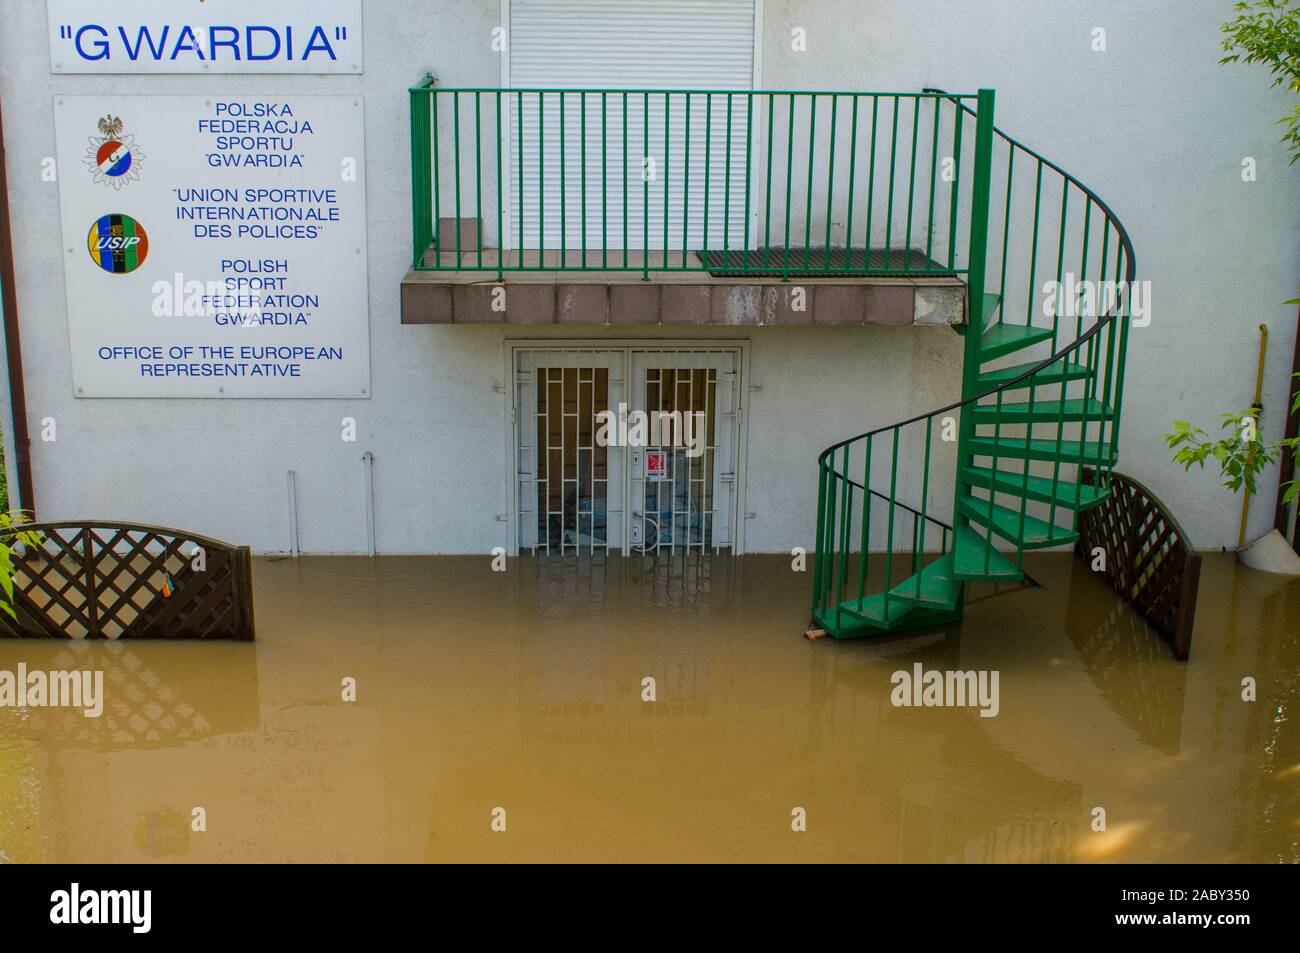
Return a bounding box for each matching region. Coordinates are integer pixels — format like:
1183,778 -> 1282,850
628,348 -> 738,554
515,348 -> 626,554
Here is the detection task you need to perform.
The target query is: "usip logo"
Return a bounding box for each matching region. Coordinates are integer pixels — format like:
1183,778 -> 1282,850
86,213 -> 149,274
83,114 -> 144,189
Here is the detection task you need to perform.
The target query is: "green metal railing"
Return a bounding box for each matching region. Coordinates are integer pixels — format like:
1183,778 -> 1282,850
810,88 -> 1136,634
409,75 -> 982,279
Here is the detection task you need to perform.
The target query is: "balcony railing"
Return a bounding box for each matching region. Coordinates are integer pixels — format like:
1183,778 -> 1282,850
409,76 -> 985,280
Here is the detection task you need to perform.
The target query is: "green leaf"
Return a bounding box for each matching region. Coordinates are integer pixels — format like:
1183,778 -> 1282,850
1222,0 -> 1300,163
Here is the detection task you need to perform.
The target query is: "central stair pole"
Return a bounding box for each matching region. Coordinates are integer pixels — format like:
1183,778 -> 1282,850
951,89 -> 998,552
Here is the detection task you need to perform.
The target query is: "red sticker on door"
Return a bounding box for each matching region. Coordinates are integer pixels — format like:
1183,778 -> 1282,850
646,450 -> 668,480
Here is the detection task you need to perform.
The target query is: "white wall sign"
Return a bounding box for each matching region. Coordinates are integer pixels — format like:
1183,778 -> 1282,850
48,0 -> 363,74
54,95 -> 371,398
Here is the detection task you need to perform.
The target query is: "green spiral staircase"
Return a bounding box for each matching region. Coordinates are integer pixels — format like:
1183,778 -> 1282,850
811,89 -> 1135,639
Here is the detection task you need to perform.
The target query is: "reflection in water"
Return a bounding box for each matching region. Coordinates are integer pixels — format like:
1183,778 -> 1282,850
507,556 -> 739,747
0,737 -> 43,862
0,551 -> 1294,862
134,806 -> 191,858
1065,559 -> 1187,756
0,643 -> 257,742
1224,567 -> 1299,864
0,639 -> 260,862
805,620 -> 1082,862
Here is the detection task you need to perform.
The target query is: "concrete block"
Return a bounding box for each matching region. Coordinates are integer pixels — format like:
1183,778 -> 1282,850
813,285 -> 867,324
557,285 -> 609,324
711,286 -> 762,325
505,284 -> 556,324
915,286 -> 965,326
763,285 -> 814,324
662,285 -> 715,324
451,284 -> 502,324
609,284 -> 662,325
437,217 -> 481,254
400,282 -> 453,324
865,285 -> 916,326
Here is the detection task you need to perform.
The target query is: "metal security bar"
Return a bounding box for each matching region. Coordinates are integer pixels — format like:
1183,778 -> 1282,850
409,76 -> 982,279
643,368 -> 715,555
811,88 -> 1137,637
631,349 -> 737,556
515,348 -> 622,556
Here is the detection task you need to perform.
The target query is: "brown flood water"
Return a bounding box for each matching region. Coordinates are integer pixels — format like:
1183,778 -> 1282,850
0,552 -> 1296,863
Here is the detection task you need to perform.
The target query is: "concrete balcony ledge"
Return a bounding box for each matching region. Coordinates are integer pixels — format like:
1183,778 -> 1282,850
400,253 -> 967,328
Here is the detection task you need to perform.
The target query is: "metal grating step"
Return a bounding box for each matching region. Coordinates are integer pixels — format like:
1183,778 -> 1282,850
697,247 -> 956,278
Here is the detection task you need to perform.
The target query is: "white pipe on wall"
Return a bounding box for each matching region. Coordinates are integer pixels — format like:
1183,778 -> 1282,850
362,451 -> 375,556
287,470 -> 300,558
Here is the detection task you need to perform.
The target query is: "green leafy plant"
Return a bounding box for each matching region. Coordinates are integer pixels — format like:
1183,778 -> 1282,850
0,511 -> 42,621
1193,6 -> 1300,523
1221,0 -> 1300,163
1165,373 -> 1300,508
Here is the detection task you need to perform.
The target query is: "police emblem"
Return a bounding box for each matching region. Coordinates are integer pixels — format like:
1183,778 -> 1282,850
83,115 -> 145,189
86,213 -> 150,275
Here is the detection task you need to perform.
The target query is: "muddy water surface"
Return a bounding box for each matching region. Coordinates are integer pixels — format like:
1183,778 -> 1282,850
0,552 -> 1295,862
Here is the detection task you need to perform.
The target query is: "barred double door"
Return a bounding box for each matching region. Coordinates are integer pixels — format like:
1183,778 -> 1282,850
512,346 -> 742,556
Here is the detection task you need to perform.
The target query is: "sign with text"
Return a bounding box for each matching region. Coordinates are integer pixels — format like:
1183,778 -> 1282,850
48,0 -> 363,74
55,95 -> 371,398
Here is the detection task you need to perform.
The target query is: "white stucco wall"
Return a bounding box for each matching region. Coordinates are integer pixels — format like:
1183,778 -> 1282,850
0,0 -> 1296,553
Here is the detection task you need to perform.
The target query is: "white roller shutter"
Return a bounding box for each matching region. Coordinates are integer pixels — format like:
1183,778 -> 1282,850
507,0 -> 757,254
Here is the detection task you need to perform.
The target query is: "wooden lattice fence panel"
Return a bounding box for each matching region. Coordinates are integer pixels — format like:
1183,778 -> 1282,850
1074,471 -> 1199,661
0,522 -> 254,640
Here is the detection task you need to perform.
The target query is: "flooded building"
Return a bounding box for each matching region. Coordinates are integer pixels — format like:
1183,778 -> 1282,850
0,0 -> 1294,559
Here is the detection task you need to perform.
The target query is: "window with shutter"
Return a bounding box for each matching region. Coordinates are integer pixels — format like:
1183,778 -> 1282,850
505,0 -> 759,253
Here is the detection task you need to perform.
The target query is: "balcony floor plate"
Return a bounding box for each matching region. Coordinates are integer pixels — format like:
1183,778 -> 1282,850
697,246 -> 954,279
